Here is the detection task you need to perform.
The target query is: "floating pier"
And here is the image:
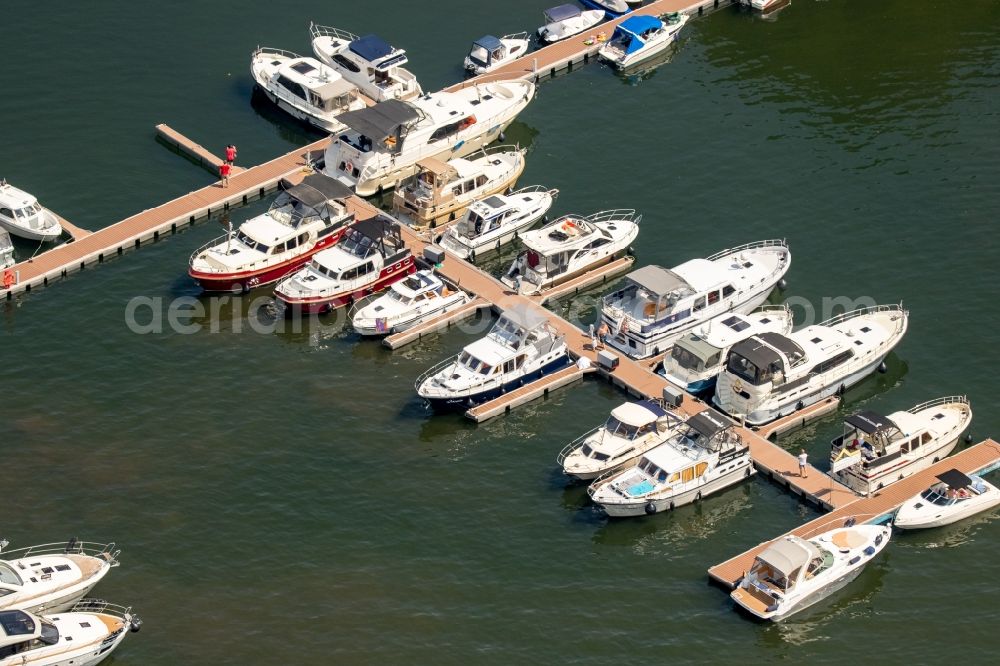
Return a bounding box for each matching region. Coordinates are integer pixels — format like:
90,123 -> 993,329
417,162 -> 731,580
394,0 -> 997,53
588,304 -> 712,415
383,297 -> 492,350
465,364 -> 595,423
707,438 -> 1000,589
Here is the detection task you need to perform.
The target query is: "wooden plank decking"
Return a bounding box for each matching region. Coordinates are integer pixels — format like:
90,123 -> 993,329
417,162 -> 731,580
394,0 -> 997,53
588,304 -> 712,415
383,297 -> 491,350
707,439 -> 1000,588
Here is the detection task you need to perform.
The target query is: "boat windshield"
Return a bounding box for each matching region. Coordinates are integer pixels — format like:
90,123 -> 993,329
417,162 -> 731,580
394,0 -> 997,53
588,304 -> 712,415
920,486 -> 956,506
458,351 -> 494,375
234,230 -> 271,255
461,212 -> 488,238
726,353 -> 780,386
579,443 -> 610,462
488,317 -> 526,348
340,230 -> 376,258
39,619 -> 59,646
671,337 -> 722,373
637,457 -> 670,483
388,290 -> 412,305
0,562 -> 24,586
310,260 -> 340,280
603,416 -> 641,440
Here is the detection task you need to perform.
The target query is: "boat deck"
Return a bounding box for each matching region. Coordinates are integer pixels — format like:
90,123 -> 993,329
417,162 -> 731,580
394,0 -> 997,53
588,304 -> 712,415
382,297 -> 492,350
707,439 -> 1000,589
530,256 -> 634,306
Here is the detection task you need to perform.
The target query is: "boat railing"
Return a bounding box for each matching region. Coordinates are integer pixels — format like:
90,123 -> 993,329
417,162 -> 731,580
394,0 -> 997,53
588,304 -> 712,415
414,355 -> 459,392
0,539 -> 121,567
583,208 -> 639,225
588,467 -> 626,500
503,31 -> 530,42
252,46 -> 304,62
510,185 -> 559,200
556,427 -> 601,466
309,24 -> 360,44
70,598 -> 136,624
705,238 -> 787,262
188,233 -> 239,269
346,292 -> 382,324
907,395 -> 970,414
818,303 -> 907,329
754,303 -> 792,317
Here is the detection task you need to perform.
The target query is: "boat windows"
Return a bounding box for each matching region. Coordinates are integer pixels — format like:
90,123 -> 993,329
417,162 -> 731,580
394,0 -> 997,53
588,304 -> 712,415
0,563 -> 23,586
0,208 -> 11,218
333,54 -> 361,73
811,350 -> 854,375
235,230 -> 270,254
272,242 -> 287,254
692,296 -> 707,312
603,416 -> 641,440
583,238 -> 610,251
39,620 -> 59,646
707,290 -> 720,305
429,118 -> 466,143
695,462 -> 708,477
287,236 -> 299,250
276,74 -> 308,101
682,466 -> 695,483
726,353 -> 779,386
657,470 -> 669,483
722,284 -> 735,298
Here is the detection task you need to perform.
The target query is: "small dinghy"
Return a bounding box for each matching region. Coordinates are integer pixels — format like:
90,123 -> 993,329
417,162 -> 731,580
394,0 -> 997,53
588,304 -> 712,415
464,33 -> 530,75
895,469 -> 1000,530
537,5 -> 605,43
0,180 -> 62,242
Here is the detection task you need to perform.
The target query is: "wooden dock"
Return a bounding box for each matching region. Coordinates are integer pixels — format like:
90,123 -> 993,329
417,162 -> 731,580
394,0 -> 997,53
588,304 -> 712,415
465,364 -> 595,423
531,256 -> 634,306
707,438 -> 1000,589
155,123 -> 244,175
382,297 -> 491,350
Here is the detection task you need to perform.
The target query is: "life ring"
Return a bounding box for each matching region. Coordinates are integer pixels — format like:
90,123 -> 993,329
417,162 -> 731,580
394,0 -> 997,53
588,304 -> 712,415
2,270 -> 14,289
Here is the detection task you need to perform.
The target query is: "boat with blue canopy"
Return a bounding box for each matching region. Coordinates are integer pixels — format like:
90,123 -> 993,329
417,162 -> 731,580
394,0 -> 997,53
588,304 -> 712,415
310,24 -> 423,101
598,13 -> 689,69
464,33 -> 530,75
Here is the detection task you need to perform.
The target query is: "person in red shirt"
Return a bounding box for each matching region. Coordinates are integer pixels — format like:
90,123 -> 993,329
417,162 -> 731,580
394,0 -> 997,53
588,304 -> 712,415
225,144 -> 237,165
219,162 -> 231,188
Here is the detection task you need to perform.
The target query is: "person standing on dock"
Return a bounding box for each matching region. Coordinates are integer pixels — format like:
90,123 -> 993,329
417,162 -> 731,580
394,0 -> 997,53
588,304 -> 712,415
225,143 -> 237,165
219,162 -> 231,188
798,449 -> 808,478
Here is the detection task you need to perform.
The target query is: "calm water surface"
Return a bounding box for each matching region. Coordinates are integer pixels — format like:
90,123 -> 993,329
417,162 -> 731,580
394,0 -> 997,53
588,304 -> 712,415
2,0 -> 999,663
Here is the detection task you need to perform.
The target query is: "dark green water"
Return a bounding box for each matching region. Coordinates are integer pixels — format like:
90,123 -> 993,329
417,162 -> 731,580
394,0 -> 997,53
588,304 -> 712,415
2,0 -> 999,663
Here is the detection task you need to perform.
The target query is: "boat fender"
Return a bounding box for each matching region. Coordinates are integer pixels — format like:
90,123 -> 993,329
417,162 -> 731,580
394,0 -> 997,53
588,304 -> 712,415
498,131 -> 506,142
695,491 -> 702,502
669,501 -> 675,511
644,501 -> 657,515
844,516 -> 857,527
965,433 -> 973,444
863,545 -> 876,556
848,556 -> 861,566
878,361 -> 888,374
796,400 -> 804,411
874,533 -> 883,546
745,467 -> 752,477
130,617 -> 143,633
1,269 -> 14,289
836,384 -> 846,396
469,249 -> 476,262
495,238 -> 501,250
778,278 -> 788,290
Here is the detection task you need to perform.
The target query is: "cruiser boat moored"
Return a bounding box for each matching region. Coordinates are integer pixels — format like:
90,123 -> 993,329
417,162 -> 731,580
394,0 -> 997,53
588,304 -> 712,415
598,13 -> 688,70
600,240 -> 791,360
416,307 -> 569,412
464,33 -> 530,75
537,5 -> 605,43
0,181 -> 62,243
309,25 -> 423,101
829,396 -> 972,495
0,539 -> 119,615
250,48 -> 366,133
660,305 -> 793,395
557,400 -> 684,481
895,469 -> 1000,530
588,409 -> 754,516
350,270 -> 470,336
713,304 -> 909,426
438,185 -> 557,261
189,174 -> 355,293
580,0 -> 633,18
731,523 -> 891,621
0,229 -> 14,269
275,217 -> 414,315
501,209 -> 640,295
321,80 -> 535,196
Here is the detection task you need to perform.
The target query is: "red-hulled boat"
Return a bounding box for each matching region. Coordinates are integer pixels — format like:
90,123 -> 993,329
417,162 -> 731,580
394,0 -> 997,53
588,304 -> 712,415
274,216 -> 415,314
188,173 -> 355,293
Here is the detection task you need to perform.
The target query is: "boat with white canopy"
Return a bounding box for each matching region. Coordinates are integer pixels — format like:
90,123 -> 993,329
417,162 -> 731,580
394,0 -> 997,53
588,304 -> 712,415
557,400 -> 684,481
895,469 -> 1000,530
580,0 -> 632,18
309,25 -> 422,102
731,523 -> 891,621
537,5 -> 605,43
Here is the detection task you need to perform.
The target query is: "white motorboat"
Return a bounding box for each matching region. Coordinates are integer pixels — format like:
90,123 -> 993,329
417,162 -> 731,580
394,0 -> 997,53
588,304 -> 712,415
580,0 -> 633,18
598,13 -> 688,69
828,396 -> 973,495
392,145 -> 526,230
416,307 -> 570,412
742,0 -> 792,13
0,599 -> 140,665
0,181 -> 62,243
321,80 -> 535,196
713,304 -> 909,426
0,229 -> 14,270
660,305 -> 793,396
464,33 -> 530,75
309,25 -> 422,102
557,400 -> 684,481
250,48 -> 366,133
895,469 -> 1000,530
600,240 -> 790,360
537,5 -> 605,43
0,539 -> 119,615
589,409 -> 754,516
438,185 -> 557,261
501,209 -> 640,295
731,523 -> 891,621
350,270 -> 470,336
188,173 -> 355,293
275,217 -> 414,315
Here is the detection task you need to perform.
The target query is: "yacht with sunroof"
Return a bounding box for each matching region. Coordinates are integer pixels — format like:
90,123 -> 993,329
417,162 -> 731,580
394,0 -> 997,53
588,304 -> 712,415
350,270 -> 470,336
600,240 -> 790,360
309,25 -> 423,101
438,185 -> 557,261
0,538 -> 119,615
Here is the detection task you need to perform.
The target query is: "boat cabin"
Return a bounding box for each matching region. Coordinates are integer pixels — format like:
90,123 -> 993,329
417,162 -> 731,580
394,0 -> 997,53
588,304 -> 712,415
0,610 -> 59,658
606,263 -> 737,330
635,411 -> 744,482
522,216 -> 607,278
581,401 -> 678,460
334,99 -> 425,162
264,53 -> 360,114
455,195 -> 518,239
544,4 -> 583,24
310,26 -> 421,101
315,216 -> 407,277
386,272 -> 453,306
607,15 -> 664,55
831,410 -> 934,464
918,469 -> 988,506
346,34 -> 410,78
724,332 -> 810,388
395,156 -> 486,211
748,537 -> 825,595
467,35 -> 512,71
669,313 -> 777,376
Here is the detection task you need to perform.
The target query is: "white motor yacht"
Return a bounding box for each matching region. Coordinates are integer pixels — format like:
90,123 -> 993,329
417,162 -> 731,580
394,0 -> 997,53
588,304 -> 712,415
600,240 -> 790,360
713,304 -> 909,426
589,409 -> 754,516
0,229 -> 14,270
309,25 -> 423,101
580,0 -> 632,18
557,400 -> 684,481
537,5 -> 605,43
660,305 -> 792,395
321,80 -> 535,196
350,270 -> 470,336
731,523 -> 891,621
464,33 -> 530,75
250,48 -> 366,133
0,181 -> 62,243
895,469 -> 1000,530
598,13 -> 688,69
829,396 -> 972,495
0,600 -> 140,665
392,145 -> 526,230
416,307 -> 569,412
501,209 -> 640,295
0,539 -> 119,615
438,185 -> 557,261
